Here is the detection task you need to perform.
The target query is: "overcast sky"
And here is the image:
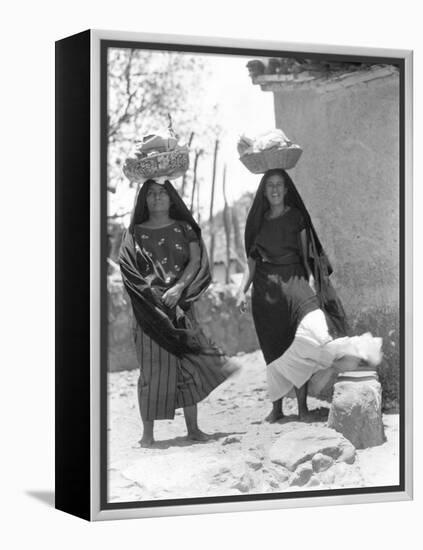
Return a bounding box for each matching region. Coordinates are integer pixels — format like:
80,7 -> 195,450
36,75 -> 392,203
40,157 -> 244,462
203,54 -> 275,208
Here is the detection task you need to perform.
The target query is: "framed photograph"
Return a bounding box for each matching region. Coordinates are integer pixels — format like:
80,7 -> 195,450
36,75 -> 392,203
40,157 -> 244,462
55,29 -> 413,521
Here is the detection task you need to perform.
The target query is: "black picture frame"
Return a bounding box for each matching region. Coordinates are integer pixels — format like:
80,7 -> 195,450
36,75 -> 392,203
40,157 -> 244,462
55,29 -> 413,521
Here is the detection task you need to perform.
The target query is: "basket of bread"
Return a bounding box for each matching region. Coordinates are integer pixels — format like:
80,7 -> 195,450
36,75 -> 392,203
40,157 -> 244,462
238,129 -> 302,174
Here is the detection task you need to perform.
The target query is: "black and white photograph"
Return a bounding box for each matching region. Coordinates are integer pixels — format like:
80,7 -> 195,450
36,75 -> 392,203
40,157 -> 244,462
103,38 -> 406,508
4,0 -> 422,543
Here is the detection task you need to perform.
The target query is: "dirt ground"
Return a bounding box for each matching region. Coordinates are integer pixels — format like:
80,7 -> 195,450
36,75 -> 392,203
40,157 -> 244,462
107,351 -> 400,503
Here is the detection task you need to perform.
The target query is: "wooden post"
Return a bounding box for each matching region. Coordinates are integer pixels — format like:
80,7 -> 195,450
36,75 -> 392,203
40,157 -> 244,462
196,171 -> 201,224
181,131 -> 194,198
222,164 -> 231,284
231,206 -> 246,271
208,139 -> 219,277
190,149 -> 201,214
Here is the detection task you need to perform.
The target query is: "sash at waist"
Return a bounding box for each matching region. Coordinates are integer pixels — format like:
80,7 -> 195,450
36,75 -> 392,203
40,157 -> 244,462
258,252 -> 301,266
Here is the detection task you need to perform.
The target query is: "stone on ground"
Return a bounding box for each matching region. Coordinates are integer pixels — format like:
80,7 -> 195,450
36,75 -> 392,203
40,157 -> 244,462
289,462 -> 313,487
312,452 -> 334,473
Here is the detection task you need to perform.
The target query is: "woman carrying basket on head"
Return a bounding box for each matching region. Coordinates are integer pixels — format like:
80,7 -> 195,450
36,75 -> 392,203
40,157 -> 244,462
120,134 -> 237,447
236,155 -> 382,423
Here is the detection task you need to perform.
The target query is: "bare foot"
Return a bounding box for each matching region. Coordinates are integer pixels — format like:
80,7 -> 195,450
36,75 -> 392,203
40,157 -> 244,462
139,436 -> 155,448
187,429 -> 211,442
265,410 -> 284,423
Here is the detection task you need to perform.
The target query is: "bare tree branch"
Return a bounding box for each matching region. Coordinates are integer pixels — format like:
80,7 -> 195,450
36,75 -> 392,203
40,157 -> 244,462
109,49 -> 139,139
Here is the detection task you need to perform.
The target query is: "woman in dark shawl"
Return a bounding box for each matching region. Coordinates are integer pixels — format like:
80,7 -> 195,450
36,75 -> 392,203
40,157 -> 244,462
120,178 -> 233,446
237,168 -> 382,422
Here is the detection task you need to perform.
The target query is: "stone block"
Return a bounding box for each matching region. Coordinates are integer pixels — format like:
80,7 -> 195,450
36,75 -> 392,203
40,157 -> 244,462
328,372 -> 386,449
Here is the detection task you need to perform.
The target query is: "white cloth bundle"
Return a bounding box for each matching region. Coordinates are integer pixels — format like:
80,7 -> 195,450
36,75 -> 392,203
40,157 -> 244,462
237,128 -> 298,156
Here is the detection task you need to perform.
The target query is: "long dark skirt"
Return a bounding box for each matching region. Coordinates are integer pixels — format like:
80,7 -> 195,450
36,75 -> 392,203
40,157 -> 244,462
251,261 -> 320,365
133,308 -> 228,421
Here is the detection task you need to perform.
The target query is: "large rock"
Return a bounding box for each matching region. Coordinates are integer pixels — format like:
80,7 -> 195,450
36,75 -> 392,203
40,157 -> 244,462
328,373 -> 386,449
269,426 -> 356,471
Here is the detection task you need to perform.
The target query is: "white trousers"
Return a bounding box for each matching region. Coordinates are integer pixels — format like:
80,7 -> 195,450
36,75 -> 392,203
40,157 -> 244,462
266,309 -> 381,402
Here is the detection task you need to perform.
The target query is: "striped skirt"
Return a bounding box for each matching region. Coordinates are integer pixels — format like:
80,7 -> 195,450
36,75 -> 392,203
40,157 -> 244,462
133,310 -> 229,421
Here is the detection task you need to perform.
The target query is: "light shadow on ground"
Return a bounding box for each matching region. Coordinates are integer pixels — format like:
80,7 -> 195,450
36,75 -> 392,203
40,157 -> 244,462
303,406 -> 330,422
137,431 -> 246,449
271,406 -> 330,425
26,490 -> 55,507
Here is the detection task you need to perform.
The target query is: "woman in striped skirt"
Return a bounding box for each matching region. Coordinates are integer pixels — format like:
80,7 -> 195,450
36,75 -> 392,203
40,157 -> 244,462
120,179 -> 233,447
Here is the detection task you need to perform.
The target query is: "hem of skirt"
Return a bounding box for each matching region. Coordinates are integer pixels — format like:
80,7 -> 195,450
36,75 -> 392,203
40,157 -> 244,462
267,361 -> 332,402
174,379 -> 225,410
142,379 -> 227,420
142,411 -> 176,421
140,360 -> 229,421
268,382 -> 294,402
269,390 -> 292,402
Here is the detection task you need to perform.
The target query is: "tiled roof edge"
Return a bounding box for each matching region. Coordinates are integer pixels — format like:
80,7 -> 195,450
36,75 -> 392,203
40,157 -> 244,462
252,65 -> 399,92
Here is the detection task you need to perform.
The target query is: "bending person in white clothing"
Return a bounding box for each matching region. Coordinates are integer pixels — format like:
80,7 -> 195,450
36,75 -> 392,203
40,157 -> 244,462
266,309 -> 382,404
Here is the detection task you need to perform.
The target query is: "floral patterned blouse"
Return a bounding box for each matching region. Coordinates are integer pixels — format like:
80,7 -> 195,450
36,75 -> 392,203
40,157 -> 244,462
134,221 -> 199,289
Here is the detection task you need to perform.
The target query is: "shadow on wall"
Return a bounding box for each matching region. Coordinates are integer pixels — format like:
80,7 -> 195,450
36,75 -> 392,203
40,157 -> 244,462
350,307 -> 400,412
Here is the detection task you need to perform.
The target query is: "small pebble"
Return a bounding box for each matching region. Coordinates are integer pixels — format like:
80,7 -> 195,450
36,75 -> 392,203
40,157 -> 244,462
222,435 -> 242,445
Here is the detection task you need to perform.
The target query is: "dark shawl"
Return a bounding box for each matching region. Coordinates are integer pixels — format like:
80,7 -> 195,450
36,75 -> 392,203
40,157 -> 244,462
119,180 -> 215,357
245,169 -> 348,337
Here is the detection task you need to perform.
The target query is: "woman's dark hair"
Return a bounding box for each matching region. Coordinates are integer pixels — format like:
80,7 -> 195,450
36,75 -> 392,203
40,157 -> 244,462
128,179 -> 202,238
140,179 -> 181,221
244,169 -> 309,256
260,168 -> 296,209
144,178 -> 169,189
129,179 -> 171,228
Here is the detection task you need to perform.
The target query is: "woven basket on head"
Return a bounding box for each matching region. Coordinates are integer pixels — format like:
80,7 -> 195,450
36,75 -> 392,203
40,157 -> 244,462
123,147 -> 189,182
240,146 -> 303,174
